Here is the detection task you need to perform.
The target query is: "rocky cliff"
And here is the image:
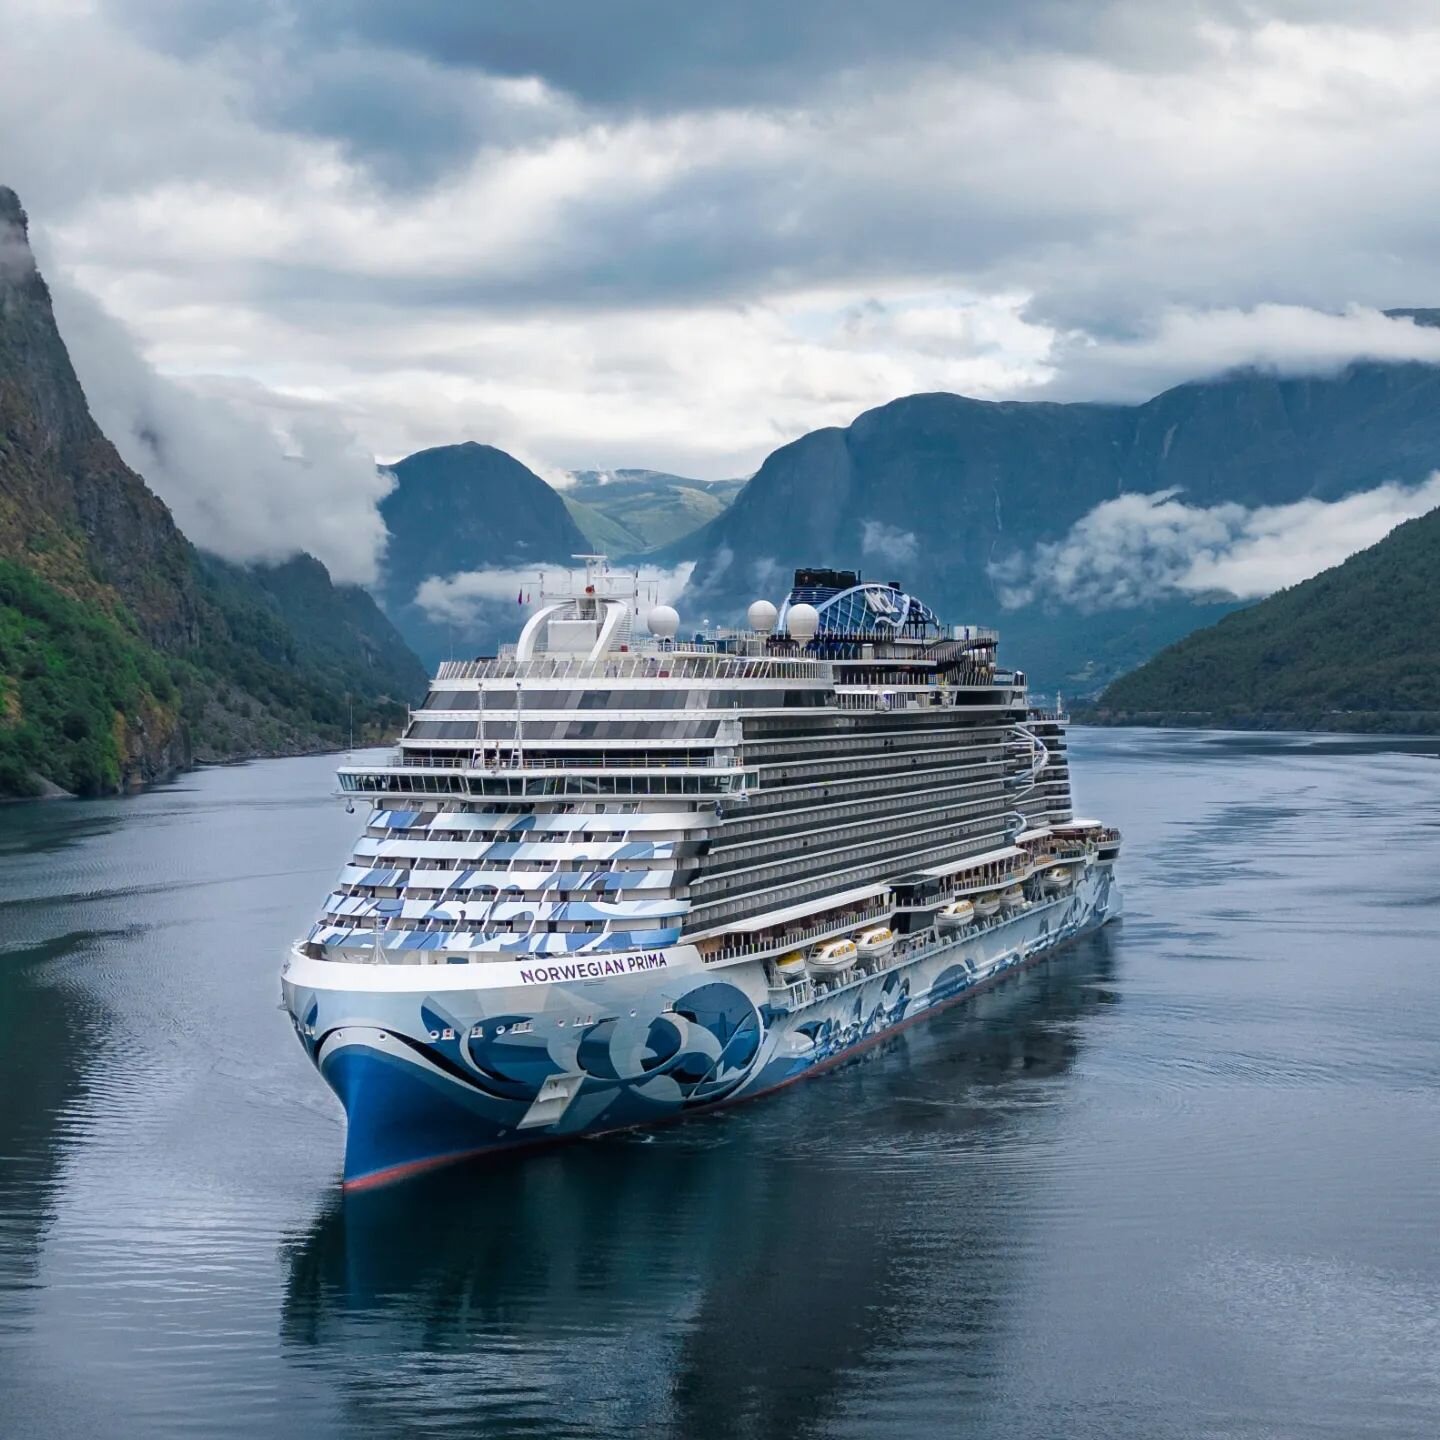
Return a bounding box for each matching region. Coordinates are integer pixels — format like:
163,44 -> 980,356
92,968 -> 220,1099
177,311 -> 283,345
0,185 -> 425,797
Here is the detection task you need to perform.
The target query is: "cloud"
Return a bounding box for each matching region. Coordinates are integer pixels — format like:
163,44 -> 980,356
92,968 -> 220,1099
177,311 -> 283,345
415,562 -> 696,627
12,2 -> 1440,492
0,221 -> 35,282
991,477 -> 1440,611
48,276 -> 393,584
860,520 -> 920,567
109,1 -> 1174,115
1045,304 -> 1440,402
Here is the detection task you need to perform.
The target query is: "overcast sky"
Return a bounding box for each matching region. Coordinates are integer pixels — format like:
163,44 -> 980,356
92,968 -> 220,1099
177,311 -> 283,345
8,1 -> 1440,581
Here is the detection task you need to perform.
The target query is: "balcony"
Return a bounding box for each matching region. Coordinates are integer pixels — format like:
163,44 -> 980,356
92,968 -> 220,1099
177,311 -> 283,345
700,899 -> 893,966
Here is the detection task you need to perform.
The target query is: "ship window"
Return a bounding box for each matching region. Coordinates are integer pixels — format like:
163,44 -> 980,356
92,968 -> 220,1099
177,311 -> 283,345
423,690 -> 477,710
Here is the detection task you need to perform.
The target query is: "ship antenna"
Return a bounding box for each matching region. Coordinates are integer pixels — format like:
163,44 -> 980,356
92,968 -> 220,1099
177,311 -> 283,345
515,679 -> 525,768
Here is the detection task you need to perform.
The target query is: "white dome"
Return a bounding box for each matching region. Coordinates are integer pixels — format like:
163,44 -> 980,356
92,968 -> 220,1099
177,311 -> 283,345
786,603 -> 820,644
646,604 -> 680,640
746,599 -> 779,633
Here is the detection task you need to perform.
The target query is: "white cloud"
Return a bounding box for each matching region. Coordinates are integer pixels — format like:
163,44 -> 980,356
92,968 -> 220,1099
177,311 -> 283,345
1047,304 -> 1440,402
860,520 -> 920,567
415,562 -> 696,627
48,277 -> 393,584
992,477 -> 1440,611
10,3 -> 1440,510
0,224 -> 35,282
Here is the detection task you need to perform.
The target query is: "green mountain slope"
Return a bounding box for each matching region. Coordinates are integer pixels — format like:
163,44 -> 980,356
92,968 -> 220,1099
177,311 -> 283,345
0,184 -> 424,796
1088,505 -> 1440,731
564,469 -> 744,552
561,495 -> 643,554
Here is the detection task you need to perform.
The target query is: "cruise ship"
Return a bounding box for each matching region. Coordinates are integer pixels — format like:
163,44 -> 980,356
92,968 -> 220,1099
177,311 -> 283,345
282,559 -> 1122,1188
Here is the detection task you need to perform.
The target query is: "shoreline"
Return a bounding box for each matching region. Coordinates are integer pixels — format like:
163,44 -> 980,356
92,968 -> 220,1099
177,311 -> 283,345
1072,711 -> 1440,739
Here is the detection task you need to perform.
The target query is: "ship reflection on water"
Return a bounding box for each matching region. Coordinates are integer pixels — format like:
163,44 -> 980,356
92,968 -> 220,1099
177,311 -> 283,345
280,934 -> 1119,1440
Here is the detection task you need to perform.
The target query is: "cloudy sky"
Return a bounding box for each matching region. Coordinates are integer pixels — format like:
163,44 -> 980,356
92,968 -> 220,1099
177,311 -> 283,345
8,0 -> 1440,583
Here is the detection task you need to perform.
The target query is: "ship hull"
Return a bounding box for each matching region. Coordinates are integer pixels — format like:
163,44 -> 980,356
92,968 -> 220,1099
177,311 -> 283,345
284,865 -> 1121,1189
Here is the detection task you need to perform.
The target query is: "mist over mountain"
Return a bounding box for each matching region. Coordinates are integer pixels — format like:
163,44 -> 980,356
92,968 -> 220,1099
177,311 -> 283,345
0,185 -> 424,797
1089,503 -> 1440,731
668,368 -> 1440,693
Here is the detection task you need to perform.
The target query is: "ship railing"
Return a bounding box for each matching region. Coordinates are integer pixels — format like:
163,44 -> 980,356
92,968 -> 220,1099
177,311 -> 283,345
700,900 -> 893,966
831,682 -> 1002,711
363,752 -> 747,772
767,977 -> 816,1009
1025,843 -> 1090,864
435,655 -> 830,683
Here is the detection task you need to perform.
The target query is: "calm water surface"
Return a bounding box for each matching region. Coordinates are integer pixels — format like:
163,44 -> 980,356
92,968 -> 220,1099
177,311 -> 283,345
1,731 -> 1438,1439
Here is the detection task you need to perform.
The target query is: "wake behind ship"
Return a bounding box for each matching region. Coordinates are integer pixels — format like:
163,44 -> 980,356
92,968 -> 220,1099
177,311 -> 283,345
282,560 -> 1122,1187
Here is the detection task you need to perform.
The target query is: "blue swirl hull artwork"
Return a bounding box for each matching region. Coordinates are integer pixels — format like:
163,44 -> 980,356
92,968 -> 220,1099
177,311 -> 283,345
283,869 -> 1120,1188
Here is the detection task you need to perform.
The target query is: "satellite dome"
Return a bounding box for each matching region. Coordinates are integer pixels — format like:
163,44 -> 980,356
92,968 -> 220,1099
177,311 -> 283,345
786,603 -> 820,644
746,599 -> 778,633
646,605 -> 680,640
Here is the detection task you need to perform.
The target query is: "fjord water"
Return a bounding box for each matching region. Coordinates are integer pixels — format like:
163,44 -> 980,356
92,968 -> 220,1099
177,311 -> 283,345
1,734 -> 1437,1440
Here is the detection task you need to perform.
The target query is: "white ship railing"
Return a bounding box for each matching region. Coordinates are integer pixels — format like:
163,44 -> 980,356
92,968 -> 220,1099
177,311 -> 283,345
436,655 -> 829,682
355,752 -> 749,773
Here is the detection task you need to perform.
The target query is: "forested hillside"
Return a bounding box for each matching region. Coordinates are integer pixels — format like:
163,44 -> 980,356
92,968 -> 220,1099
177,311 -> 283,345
1089,506 -> 1440,731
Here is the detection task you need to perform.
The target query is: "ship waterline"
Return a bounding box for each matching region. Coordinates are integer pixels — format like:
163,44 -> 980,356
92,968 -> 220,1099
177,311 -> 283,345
281,559 -> 1122,1186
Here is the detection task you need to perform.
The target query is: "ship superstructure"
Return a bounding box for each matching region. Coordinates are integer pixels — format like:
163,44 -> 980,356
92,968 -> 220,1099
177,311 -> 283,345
282,559 -> 1121,1187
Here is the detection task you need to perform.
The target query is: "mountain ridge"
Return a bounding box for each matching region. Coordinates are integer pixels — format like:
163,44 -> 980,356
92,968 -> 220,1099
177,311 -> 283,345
666,369 -> 1440,693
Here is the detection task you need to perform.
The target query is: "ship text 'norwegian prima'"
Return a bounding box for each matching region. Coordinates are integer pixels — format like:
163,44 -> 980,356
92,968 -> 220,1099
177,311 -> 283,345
281,559 -> 1122,1188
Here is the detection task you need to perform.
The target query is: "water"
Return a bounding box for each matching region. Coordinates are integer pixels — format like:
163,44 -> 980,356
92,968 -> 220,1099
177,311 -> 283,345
1,731 -> 1438,1440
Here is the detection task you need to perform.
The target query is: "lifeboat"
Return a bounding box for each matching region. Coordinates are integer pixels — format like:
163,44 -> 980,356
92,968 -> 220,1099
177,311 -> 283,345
1000,884 -> 1026,911
973,890 -> 1002,919
807,938 -> 858,979
1043,865 -> 1075,892
855,926 -> 896,958
936,899 -> 975,932
774,951 -> 807,983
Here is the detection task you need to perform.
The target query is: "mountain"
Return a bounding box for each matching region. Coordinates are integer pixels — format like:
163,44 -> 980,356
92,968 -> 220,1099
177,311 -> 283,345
670,369 -> 1440,694
562,469 -> 745,553
0,185 -> 425,797
1085,505 -> 1440,732
381,443 -> 588,594
377,442 -> 590,667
